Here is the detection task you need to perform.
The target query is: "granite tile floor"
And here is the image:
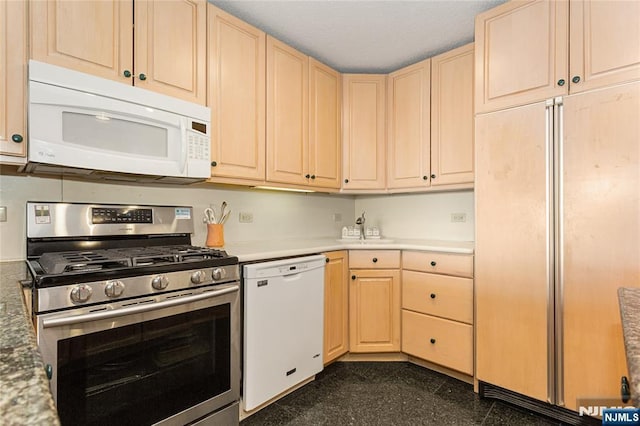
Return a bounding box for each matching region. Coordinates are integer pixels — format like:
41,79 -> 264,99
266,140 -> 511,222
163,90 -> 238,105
240,362 -> 565,426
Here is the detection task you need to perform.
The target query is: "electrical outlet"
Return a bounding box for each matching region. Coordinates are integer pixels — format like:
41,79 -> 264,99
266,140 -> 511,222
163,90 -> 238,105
451,213 -> 467,223
0,206 -> 6,222
333,213 -> 342,222
238,212 -> 253,223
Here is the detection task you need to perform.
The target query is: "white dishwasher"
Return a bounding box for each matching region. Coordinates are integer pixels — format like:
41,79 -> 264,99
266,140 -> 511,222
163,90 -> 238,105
242,254 -> 325,411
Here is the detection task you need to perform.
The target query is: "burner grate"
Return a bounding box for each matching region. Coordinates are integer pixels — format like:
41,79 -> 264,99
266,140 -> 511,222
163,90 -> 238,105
39,251 -> 132,275
34,245 -> 231,276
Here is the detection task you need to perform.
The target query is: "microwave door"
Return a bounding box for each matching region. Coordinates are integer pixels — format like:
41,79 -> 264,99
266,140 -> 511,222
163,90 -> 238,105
29,81 -> 188,178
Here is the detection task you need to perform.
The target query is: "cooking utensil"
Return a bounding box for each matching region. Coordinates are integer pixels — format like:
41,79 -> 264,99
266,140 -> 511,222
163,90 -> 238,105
204,208 -> 217,224
220,209 -> 231,224
220,201 -> 227,219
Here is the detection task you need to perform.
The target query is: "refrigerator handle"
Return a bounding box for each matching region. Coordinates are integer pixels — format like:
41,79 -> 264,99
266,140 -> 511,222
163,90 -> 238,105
545,98 -> 556,405
554,96 -> 565,407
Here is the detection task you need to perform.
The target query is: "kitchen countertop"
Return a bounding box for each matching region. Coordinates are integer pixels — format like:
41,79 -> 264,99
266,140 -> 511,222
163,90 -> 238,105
223,237 -> 474,262
0,238 -> 472,424
618,287 -> 640,407
0,261 -> 60,425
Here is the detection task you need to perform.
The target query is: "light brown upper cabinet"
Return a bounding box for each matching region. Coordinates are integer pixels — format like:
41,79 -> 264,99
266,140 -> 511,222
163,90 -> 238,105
30,0 -> 207,104
387,58 -> 431,190
266,36 -> 309,186
207,5 -> 266,183
430,43 -> 474,186
266,36 -> 341,190
342,74 -> 387,190
308,58 -> 341,189
1,0 -> 27,158
569,0 -> 640,94
475,0 -> 640,113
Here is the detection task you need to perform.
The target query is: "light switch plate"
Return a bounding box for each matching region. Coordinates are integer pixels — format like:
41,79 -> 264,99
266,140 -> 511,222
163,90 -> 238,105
451,213 -> 466,223
0,206 -> 7,222
239,212 -> 253,223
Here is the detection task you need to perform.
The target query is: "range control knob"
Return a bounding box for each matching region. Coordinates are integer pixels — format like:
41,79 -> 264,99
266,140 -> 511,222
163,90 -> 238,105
212,268 -> 224,281
151,275 -> 169,290
105,280 -> 125,298
191,270 -> 206,284
70,284 -> 92,303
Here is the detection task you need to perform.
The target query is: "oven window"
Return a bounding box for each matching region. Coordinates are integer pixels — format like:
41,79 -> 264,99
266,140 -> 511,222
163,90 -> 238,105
56,305 -> 231,426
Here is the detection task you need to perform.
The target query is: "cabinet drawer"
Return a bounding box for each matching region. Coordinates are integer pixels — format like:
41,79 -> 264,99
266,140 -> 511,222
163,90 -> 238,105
402,251 -> 473,278
350,250 -> 400,269
402,310 -> 473,375
402,270 -> 473,324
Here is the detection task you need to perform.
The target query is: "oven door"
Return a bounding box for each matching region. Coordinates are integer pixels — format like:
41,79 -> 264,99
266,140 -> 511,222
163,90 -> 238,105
37,284 -> 239,426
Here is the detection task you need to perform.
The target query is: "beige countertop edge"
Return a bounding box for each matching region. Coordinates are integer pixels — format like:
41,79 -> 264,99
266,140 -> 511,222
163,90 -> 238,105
222,238 -> 475,263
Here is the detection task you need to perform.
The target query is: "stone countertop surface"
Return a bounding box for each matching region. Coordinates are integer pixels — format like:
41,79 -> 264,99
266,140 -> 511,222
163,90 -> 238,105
222,237 -> 474,262
618,287 -> 640,408
0,261 -> 60,425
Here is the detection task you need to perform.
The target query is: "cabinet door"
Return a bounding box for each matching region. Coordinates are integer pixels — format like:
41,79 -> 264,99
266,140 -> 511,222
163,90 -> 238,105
1,0 -> 27,157
30,0 -> 133,83
309,58 -> 341,189
349,269 -> 401,353
387,58 -> 431,189
431,43 -> 474,186
569,0 -> 640,94
474,0 -> 568,113
266,36 -> 309,186
207,5 -> 265,182
342,74 -> 386,190
475,102 -> 550,402
323,251 -> 349,364
135,0 -> 206,104
561,82 -> 640,411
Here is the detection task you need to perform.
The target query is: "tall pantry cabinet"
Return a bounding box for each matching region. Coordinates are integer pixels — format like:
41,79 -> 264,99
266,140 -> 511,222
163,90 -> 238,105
475,0 -> 640,415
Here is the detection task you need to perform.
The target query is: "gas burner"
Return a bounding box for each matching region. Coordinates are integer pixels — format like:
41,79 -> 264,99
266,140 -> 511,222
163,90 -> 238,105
39,251 -> 132,275
35,245 -> 230,276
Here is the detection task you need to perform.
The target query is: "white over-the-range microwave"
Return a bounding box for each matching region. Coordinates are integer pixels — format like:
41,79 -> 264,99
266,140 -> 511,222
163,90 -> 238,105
22,60 -> 211,184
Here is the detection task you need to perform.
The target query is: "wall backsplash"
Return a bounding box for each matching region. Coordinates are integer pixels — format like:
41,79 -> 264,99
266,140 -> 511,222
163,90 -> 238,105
0,170 -> 474,261
354,190 -> 475,242
0,172 -> 354,261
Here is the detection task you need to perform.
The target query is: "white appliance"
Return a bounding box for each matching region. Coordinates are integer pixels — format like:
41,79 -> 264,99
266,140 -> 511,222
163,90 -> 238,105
24,60 -> 211,184
242,255 -> 325,411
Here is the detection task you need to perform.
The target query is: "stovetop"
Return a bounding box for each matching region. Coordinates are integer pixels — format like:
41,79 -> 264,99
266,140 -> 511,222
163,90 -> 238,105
37,245 -> 229,275
28,245 -> 239,288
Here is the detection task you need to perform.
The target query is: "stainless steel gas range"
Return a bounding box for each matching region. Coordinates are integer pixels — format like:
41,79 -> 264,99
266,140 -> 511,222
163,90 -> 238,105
25,202 -> 240,426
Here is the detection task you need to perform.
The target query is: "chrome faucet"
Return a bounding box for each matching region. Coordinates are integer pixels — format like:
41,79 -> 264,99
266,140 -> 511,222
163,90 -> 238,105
355,212 -> 366,240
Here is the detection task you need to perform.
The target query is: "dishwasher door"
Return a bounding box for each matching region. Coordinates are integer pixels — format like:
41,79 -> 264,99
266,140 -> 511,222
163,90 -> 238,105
242,254 -> 325,411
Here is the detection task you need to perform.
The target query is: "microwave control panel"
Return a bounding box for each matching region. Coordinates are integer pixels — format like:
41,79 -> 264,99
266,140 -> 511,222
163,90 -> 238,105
187,130 -> 210,161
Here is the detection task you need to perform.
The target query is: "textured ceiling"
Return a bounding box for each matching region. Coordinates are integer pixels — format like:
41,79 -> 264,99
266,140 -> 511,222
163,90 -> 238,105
209,0 -> 508,73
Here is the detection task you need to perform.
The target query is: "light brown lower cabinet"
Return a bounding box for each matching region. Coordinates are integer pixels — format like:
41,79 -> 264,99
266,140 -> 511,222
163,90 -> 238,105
323,251 -> 349,364
401,251 -> 474,375
402,310 -> 473,375
349,250 -> 401,353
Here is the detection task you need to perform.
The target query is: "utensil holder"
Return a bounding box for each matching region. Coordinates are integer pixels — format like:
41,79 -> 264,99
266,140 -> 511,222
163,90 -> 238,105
206,224 -> 225,247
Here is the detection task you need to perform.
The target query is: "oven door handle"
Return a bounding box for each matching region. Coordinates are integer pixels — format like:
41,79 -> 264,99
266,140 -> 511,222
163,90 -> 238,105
42,284 -> 239,328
